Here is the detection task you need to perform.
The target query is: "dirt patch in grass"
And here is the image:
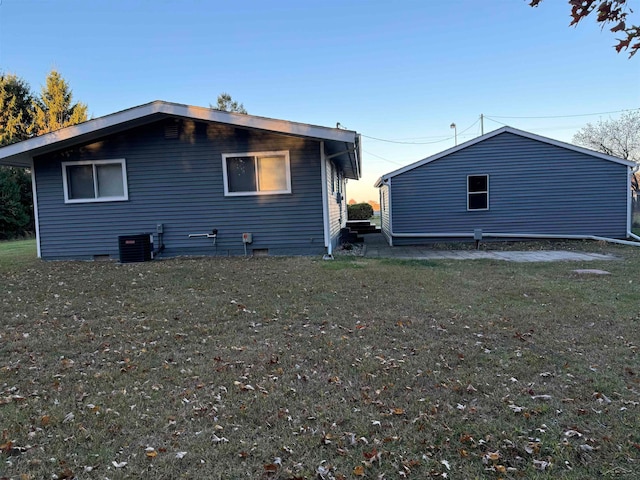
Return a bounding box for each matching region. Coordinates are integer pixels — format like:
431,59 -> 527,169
1,248 -> 639,478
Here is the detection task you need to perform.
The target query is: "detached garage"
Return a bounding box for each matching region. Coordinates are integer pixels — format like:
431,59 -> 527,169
375,127 -> 638,246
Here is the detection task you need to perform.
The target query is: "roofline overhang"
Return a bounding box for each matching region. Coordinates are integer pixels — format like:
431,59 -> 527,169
374,126 -> 636,187
0,101 -> 361,176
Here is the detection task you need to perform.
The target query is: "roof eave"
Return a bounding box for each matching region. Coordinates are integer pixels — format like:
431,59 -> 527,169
0,100 -> 360,167
378,126 -> 635,181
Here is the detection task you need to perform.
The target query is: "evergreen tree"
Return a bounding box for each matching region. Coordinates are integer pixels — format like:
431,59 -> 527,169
211,93 -> 247,114
0,70 -> 88,237
0,167 -> 30,239
31,70 -> 88,135
0,73 -> 33,146
0,73 -> 34,237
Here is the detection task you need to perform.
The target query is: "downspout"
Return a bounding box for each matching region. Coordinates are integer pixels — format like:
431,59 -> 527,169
628,164 -> 639,241
387,178 -> 393,246
30,158 -> 41,258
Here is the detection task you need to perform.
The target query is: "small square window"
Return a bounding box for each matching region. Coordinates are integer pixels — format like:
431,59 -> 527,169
222,151 -> 291,196
467,174 -> 488,211
62,159 -> 128,203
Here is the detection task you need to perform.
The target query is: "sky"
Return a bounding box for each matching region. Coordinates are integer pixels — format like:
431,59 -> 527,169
1,0 -> 638,202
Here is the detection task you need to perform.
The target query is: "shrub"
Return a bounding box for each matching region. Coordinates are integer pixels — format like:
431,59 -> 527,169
348,202 -> 373,220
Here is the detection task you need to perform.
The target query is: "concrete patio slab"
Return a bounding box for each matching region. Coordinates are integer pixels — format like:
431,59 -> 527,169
361,234 -> 617,262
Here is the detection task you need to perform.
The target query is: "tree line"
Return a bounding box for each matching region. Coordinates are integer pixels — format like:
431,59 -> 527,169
1,70 -> 88,239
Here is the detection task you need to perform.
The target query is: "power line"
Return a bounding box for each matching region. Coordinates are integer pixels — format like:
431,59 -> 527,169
361,118 -> 480,145
361,133 -> 453,145
363,149 -> 405,166
484,107 -> 639,120
484,116 -> 509,127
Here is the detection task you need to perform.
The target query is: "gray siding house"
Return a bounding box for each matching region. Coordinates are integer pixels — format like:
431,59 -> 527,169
375,127 -> 637,246
0,101 -> 361,260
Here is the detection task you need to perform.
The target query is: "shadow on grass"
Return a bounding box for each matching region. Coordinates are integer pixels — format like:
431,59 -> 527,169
377,258 -> 441,268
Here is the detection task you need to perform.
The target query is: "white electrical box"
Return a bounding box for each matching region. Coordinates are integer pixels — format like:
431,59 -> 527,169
242,232 -> 253,244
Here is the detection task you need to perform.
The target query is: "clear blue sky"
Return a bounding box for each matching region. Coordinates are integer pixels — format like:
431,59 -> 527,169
1,0 -> 638,201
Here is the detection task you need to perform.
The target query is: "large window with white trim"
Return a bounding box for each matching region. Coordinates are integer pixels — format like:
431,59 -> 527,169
222,151 -> 291,196
62,159 -> 128,203
467,174 -> 489,211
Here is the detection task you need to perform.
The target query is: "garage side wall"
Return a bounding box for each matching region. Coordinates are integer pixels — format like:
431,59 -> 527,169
389,132 -> 629,245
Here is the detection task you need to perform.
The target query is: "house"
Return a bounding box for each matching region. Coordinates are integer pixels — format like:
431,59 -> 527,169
375,126 -> 638,246
0,101 -> 361,260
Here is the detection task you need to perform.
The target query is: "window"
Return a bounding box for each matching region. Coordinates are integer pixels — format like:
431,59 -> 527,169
62,159 -> 128,203
222,151 -> 291,196
467,174 -> 488,211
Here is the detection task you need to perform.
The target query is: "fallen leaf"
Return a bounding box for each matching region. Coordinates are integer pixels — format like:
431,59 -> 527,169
531,395 -> 552,401
533,459 -> 550,471
57,468 -> 74,479
353,465 -> 365,476
263,463 -> 278,473
486,451 -> 500,462
363,448 -> 379,460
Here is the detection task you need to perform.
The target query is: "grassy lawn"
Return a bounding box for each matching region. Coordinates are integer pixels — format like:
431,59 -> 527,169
1,244 -> 639,479
0,238 -> 37,269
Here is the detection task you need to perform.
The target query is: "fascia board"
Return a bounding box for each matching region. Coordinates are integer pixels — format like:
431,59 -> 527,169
0,100 -> 359,164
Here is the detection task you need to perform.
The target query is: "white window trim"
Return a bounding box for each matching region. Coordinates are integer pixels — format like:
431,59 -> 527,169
467,174 -> 489,211
222,150 -> 291,196
62,159 -> 129,204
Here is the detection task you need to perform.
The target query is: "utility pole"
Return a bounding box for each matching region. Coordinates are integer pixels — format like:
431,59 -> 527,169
480,114 -> 484,135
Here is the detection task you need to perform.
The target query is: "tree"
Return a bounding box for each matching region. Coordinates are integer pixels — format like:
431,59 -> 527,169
0,167 -> 31,239
0,73 -> 35,238
573,110 -> 640,204
573,110 -> 640,161
529,0 -> 639,57
0,73 -> 33,146
31,70 -> 88,135
211,93 -> 247,114
0,70 -> 88,238
367,199 -> 381,212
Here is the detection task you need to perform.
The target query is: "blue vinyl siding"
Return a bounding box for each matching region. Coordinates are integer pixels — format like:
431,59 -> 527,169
388,132 -> 629,245
326,158 -> 346,250
379,184 -> 391,244
34,120 -> 326,259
